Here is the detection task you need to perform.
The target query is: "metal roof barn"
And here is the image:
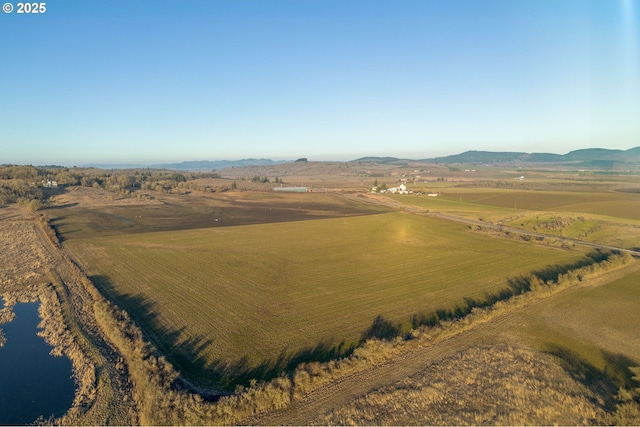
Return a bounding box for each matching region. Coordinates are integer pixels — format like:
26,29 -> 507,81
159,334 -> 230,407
273,187 -> 308,192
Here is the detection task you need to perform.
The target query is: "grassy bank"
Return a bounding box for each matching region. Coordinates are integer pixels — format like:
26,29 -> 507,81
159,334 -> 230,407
0,281 -> 97,425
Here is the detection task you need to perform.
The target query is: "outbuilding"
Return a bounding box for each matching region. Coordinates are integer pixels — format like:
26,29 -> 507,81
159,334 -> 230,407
274,186 -> 308,192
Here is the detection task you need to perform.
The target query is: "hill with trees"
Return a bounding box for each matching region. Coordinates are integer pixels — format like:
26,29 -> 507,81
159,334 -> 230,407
423,147 -> 640,166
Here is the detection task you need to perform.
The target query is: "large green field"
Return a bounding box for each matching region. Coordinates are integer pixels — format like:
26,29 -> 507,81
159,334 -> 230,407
394,187 -> 640,218
520,262 -> 640,368
66,206 -> 587,388
393,188 -> 640,250
483,260 -> 640,410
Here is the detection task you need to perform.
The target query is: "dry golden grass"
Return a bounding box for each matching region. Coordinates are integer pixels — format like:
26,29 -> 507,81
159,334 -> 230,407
0,221 -> 55,288
0,206 -> 138,426
315,344 -> 605,426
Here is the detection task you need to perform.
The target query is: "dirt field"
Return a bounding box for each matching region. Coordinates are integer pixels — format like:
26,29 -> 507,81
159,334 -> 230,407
48,186 -> 164,209
48,188 -> 391,239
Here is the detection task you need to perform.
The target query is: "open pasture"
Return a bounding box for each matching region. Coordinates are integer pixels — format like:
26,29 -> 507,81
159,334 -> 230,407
390,193 -> 514,222
49,189 -> 390,240
394,186 -> 640,249
521,262 -> 640,365
505,214 -> 640,250
433,188 -> 640,220
486,260 -> 640,411
66,210 -> 586,388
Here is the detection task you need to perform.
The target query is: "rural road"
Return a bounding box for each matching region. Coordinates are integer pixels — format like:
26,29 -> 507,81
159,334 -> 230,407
32,216 -> 138,424
352,193 -> 640,257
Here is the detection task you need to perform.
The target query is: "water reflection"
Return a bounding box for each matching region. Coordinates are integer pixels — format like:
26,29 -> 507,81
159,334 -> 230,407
0,302 -> 75,425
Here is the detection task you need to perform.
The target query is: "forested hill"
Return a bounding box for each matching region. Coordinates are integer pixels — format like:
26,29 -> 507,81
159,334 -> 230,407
424,147 -> 640,165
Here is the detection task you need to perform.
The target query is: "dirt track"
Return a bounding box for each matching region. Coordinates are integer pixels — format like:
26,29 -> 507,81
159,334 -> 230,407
2,192 -> 634,425
0,205 -> 137,425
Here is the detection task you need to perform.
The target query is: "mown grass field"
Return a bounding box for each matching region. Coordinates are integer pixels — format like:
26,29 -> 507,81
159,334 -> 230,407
65,206 -> 586,388
434,188 -> 640,220
393,187 -> 640,249
503,261 -> 640,380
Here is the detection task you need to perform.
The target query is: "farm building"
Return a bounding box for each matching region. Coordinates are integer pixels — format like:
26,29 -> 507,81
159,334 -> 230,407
387,184 -> 408,194
274,186 -> 308,192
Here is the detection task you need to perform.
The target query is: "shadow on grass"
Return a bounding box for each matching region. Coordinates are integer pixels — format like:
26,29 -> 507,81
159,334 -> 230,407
361,315 -> 402,341
46,202 -> 79,209
90,274 -> 355,394
411,250 -> 612,329
45,215 -> 71,243
544,344 -> 640,411
89,250 -> 616,394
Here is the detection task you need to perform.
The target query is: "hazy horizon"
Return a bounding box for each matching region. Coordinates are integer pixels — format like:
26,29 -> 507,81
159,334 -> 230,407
3,144 -> 633,169
2,0 -> 639,165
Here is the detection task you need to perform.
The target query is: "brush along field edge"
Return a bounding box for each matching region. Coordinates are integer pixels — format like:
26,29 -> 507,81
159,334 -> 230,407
70,239 -> 636,423
28,204 -> 640,425
0,281 -> 97,423
31,211 -> 137,424
0,214 -> 133,425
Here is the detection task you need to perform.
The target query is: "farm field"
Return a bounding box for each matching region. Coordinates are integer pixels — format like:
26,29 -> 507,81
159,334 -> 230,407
434,188 -> 640,220
4,164 -> 639,424
316,344 -> 609,426
64,202 -> 587,389
392,187 -> 640,250
49,189 -> 390,239
267,254 -> 640,426
497,260 -> 640,385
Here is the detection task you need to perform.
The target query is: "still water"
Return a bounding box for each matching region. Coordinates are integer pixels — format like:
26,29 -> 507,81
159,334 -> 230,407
0,302 -> 75,425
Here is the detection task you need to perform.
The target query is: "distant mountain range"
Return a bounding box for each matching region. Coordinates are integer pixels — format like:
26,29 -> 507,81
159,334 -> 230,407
78,159 -> 286,171
80,147 -> 640,171
425,147 -> 640,164
354,147 -> 640,167
150,158 -> 286,171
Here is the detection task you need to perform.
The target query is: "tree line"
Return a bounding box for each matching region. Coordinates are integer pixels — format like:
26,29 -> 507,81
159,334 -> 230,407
0,164 -> 223,209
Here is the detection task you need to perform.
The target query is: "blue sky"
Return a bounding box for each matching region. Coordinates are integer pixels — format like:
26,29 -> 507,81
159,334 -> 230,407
1,0 -> 639,165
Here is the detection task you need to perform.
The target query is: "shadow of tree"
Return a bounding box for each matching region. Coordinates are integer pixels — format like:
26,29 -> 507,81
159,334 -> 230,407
88,250 -> 617,396
90,274 -> 355,394
544,344 -> 640,411
361,315 -> 402,341
47,203 -> 79,209
410,250 -> 612,328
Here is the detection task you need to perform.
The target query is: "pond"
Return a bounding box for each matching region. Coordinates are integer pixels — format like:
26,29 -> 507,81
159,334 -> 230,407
0,301 -> 75,425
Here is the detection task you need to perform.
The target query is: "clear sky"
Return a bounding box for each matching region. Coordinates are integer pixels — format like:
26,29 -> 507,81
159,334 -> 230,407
1,0 -> 639,165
